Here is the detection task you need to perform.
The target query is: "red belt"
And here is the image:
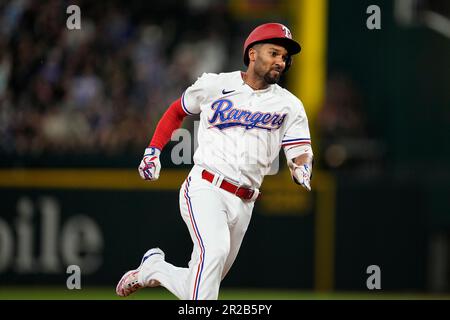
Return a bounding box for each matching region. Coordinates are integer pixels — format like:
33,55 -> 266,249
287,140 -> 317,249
201,170 -> 261,201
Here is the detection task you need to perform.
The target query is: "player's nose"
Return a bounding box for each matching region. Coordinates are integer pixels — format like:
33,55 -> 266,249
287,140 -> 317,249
274,59 -> 285,72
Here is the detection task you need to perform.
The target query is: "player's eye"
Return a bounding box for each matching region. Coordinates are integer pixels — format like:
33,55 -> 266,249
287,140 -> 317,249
270,51 -> 277,57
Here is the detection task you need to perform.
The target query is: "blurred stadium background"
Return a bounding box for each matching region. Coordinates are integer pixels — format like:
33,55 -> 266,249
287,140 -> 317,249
0,0 -> 449,299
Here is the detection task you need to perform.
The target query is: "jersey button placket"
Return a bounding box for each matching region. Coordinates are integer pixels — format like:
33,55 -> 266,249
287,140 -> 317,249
242,96 -> 252,177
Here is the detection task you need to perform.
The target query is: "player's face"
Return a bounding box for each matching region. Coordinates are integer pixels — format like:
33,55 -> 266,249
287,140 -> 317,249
253,44 -> 288,84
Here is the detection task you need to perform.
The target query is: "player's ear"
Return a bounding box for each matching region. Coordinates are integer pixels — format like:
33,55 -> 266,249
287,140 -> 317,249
248,47 -> 257,63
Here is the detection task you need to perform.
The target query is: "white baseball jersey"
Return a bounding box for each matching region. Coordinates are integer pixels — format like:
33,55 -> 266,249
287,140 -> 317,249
181,71 -> 312,188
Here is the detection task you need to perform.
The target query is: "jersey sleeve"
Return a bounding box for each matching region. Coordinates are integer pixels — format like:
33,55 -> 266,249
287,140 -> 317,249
180,73 -> 211,115
282,101 -> 313,161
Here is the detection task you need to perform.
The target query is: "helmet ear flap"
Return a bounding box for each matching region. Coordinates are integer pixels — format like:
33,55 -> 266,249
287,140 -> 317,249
283,55 -> 292,73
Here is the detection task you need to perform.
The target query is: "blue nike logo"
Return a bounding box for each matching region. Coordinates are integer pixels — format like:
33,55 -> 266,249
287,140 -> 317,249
222,89 -> 235,95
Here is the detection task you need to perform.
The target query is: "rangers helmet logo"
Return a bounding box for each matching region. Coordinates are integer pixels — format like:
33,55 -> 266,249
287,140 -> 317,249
281,25 -> 292,39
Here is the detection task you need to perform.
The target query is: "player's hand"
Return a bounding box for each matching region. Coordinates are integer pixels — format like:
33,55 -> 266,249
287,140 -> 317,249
138,147 -> 161,181
288,160 -> 312,191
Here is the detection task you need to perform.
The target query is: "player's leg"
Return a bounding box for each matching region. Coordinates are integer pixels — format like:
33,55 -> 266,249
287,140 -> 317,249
138,180 -> 193,299
180,176 -> 231,300
136,194 -> 250,298
139,176 -> 230,300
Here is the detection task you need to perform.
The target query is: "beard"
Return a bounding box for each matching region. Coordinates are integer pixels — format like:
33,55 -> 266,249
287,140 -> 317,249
263,69 -> 281,84
253,60 -> 283,85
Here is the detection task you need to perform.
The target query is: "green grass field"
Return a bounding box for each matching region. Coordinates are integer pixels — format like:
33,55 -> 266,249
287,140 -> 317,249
1,287 -> 450,300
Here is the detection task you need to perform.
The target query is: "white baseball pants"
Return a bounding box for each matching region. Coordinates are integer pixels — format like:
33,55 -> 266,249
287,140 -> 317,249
139,165 -> 254,300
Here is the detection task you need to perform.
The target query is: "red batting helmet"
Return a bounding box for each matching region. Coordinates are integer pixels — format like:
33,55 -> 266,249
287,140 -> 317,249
243,23 -> 301,70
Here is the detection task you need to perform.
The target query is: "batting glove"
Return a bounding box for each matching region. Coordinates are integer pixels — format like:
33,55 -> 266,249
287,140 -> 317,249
288,160 -> 312,191
138,147 -> 161,181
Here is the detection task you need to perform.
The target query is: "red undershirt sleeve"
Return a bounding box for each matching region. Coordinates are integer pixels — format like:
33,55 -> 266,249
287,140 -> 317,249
148,98 -> 189,151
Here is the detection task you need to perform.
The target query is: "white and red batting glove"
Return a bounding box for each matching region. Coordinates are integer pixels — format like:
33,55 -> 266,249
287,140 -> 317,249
288,160 -> 312,191
138,147 -> 161,181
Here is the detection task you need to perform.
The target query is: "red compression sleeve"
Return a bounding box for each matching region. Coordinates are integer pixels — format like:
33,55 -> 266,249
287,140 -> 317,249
149,98 -> 188,150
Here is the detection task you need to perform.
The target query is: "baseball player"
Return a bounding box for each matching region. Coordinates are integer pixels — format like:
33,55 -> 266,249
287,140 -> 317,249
116,23 -> 313,300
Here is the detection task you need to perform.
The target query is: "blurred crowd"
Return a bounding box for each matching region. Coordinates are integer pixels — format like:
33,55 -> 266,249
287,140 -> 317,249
0,0 -> 378,172
316,72 -> 384,173
0,0 -> 233,156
